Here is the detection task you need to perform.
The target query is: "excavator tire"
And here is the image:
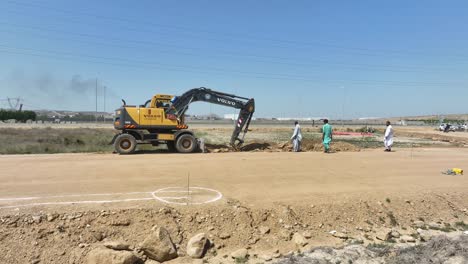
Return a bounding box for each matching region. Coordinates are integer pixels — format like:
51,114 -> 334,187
114,133 -> 137,154
175,134 -> 197,153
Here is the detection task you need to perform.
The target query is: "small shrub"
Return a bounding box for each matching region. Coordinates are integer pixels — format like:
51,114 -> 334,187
235,257 -> 248,264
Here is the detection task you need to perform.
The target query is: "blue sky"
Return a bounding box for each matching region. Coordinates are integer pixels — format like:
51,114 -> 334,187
0,0 -> 467,118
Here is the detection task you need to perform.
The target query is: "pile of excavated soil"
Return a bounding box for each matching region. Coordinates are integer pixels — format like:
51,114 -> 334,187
284,139 -> 360,152
206,139 -> 360,153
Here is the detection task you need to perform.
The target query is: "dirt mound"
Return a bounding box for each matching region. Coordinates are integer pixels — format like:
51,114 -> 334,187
240,142 -> 271,151
280,139 -> 360,152
205,142 -> 274,153
205,143 -> 232,153
206,140 -> 359,153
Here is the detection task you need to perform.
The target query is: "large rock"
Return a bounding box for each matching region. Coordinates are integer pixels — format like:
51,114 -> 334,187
86,248 -> 140,264
140,227 -> 178,262
186,233 -> 209,259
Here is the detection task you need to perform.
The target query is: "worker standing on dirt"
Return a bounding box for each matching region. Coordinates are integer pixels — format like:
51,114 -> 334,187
322,119 -> 333,153
291,121 -> 302,152
384,120 -> 394,152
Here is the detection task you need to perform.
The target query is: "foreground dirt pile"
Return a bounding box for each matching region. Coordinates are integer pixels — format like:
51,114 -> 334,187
1,193 -> 467,263
206,139 -> 360,153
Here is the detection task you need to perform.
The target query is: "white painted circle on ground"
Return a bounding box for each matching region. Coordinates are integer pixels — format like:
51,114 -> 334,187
151,187 -> 222,205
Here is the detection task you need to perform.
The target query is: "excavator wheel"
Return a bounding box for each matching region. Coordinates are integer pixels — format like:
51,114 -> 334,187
114,133 -> 137,154
175,134 -> 197,153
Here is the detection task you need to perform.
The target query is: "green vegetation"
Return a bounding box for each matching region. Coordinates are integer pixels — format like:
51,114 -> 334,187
0,110 -> 36,122
428,224 -> 455,233
454,221 -> 468,230
36,113 -> 105,122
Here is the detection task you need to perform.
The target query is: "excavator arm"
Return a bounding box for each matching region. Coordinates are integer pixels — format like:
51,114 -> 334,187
167,87 -> 255,148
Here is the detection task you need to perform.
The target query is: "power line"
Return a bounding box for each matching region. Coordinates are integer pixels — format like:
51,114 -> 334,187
0,22 -> 460,72
0,46 -> 465,88
3,0 -> 467,59
0,44 -> 463,86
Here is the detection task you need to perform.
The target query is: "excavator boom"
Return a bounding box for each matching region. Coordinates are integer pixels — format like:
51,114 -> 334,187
167,87 -> 255,148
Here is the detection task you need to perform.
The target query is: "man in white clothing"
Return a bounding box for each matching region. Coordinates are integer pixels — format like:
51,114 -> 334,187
384,121 -> 394,152
291,121 -> 302,152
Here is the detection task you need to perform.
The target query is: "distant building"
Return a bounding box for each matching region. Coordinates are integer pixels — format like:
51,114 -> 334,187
276,117 -> 321,121
224,114 -> 239,120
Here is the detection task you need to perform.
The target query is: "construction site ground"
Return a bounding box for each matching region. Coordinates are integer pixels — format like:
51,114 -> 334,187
0,146 -> 467,263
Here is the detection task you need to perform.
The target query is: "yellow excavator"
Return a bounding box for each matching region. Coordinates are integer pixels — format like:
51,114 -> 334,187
111,87 -> 255,154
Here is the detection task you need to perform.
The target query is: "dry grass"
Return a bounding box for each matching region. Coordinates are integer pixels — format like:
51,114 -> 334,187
0,127 -> 115,154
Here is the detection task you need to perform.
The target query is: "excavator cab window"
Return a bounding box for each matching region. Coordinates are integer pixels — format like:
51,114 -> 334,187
141,100 -> 151,108
156,100 -> 170,110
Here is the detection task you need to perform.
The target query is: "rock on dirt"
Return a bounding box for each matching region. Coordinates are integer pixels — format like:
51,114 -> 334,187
375,229 -> 392,241
186,233 -> 209,259
103,241 -> 130,251
303,231 -> 312,239
332,232 -> 348,240
140,227 -> 178,262
292,233 -> 308,247
218,232 -> 230,239
86,248 -> 140,264
258,226 -> 270,235
400,235 -> 416,243
231,248 -> 248,259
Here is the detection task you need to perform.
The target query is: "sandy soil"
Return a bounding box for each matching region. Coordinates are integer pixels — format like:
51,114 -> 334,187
1,148 -> 467,210
1,149 -> 467,263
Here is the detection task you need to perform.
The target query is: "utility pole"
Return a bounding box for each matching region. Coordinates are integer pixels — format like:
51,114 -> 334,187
103,86 -> 106,122
341,86 -> 346,127
95,78 -> 98,124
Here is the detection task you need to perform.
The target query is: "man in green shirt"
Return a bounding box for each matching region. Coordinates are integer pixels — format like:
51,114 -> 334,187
322,119 -> 333,153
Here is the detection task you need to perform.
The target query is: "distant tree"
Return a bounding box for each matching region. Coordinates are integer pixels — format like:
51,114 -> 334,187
0,110 -> 36,122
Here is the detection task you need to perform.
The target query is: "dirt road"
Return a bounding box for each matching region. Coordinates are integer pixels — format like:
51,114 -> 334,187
1,148 -> 467,212
1,149 -> 468,264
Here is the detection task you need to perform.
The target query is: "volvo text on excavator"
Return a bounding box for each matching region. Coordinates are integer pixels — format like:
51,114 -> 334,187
111,87 -> 255,154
